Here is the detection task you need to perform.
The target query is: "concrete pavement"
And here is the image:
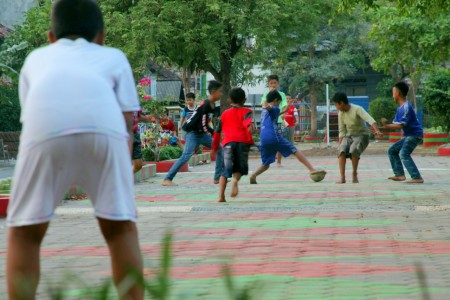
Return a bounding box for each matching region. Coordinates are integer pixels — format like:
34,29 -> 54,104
1,149 -> 450,299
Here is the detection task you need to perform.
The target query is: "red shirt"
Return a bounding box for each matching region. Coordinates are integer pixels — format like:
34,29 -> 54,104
160,119 -> 175,133
213,107 -> 253,149
284,105 -> 297,128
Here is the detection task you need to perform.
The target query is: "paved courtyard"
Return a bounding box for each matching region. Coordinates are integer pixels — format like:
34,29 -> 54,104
1,151 -> 450,299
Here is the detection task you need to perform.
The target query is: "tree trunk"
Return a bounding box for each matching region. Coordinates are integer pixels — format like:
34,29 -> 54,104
309,86 -> 318,137
181,67 -> 191,96
220,72 -> 231,113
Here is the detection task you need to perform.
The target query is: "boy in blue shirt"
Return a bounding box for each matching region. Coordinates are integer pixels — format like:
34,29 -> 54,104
382,82 -> 424,183
250,90 -> 326,184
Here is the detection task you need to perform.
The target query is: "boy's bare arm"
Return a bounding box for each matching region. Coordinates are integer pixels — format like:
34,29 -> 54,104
123,112 -> 134,153
381,118 -> 403,130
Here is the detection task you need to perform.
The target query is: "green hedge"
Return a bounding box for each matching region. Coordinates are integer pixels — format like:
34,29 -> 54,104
0,84 -> 21,132
368,97 -> 397,126
142,145 -> 182,162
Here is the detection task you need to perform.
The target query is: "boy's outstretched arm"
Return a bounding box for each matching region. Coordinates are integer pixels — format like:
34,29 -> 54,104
123,112 -> 134,154
381,118 -> 403,130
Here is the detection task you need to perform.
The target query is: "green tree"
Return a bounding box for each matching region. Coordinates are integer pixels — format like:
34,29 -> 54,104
101,0 -> 320,111
368,97 -> 397,126
421,68 -> 450,132
0,82 -> 21,131
272,6 -> 368,136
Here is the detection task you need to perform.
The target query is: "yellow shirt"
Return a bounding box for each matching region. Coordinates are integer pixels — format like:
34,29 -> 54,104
338,104 -> 376,137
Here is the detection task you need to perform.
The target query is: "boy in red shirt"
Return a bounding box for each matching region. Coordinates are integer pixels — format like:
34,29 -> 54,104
212,87 -> 254,202
283,95 -> 299,144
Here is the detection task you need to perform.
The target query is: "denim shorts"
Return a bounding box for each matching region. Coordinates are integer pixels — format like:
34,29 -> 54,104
222,142 -> 251,178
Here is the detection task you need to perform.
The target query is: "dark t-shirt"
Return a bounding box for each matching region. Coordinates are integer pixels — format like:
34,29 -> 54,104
215,106 -> 254,146
182,99 -> 215,134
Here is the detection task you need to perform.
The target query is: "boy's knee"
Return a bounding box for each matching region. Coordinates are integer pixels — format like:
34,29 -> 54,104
399,151 -> 411,161
9,223 -> 49,244
98,219 -> 138,241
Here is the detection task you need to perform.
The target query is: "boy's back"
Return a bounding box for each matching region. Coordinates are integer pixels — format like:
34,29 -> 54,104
260,106 -> 281,144
218,107 -> 253,146
19,38 -> 138,147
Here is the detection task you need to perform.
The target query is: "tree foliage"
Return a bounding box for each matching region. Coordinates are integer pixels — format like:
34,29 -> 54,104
368,97 -> 398,125
272,4 -> 369,136
421,68 -> 450,132
0,83 -> 21,131
101,0 -> 320,111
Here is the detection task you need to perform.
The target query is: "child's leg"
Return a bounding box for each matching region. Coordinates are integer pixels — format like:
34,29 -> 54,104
276,152 -> 282,166
7,222 -> 49,300
337,153 -> 346,184
351,156 -> 360,183
293,150 -> 315,172
230,172 -> 242,197
218,176 -> 228,202
250,165 -> 270,184
98,218 -> 143,300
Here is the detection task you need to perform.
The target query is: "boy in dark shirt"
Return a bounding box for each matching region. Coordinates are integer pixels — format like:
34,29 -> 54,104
162,80 -> 224,186
250,90 -> 326,184
212,87 -> 254,202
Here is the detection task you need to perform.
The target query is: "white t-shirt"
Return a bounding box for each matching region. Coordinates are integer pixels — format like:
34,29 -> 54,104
19,38 -> 140,149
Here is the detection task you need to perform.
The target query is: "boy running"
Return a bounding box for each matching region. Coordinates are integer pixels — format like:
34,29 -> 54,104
382,81 -> 424,183
212,87 -> 254,202
250,90 -> 326,184
7,0 -> 143,299
162,81 -> 223,186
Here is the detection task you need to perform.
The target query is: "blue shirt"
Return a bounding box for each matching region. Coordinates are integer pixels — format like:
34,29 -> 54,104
393,101 -> 423,137
260,106 -> 283,145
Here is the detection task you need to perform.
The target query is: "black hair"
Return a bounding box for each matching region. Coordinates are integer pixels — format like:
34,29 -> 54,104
266,90 -> 282,103
393,81 -> 409,98
51,0 -> 104,41
267,74 -> 279,82
185,92 -> 195,99
229,87 -> 246,105
208,80 -> 222,94
331,92 -> 349,104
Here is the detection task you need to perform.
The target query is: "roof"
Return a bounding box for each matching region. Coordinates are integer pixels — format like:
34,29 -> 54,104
147,61 -> 181,81
0,23 -> 12,37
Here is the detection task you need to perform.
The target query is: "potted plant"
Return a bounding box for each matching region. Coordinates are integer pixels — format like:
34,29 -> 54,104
0,178 -> 11,217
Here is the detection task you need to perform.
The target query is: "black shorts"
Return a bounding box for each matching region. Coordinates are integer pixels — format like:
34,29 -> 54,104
222,142 -> 251,178
132,131 -> 142,160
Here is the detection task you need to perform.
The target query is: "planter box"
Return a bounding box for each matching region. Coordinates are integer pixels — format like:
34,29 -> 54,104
135,164 -> 156,182
189,153 -> 211,166
0,194 -> 9,217
423,133 -> 449,147
389,132 -> 403,143
438,144 -> 450,156
144,159 -> 189,173
304,136 -> 322,143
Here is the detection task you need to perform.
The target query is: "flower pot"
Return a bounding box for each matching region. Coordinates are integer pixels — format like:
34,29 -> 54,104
423,133 -> 449,147
389,132 -> 403,143
0,194 -> 10,217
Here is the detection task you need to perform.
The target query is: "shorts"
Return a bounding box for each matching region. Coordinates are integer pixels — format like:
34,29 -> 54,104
260,137 -> 297,166
338,135 -> 369,159
7,133 -> 137,227
132,131 -> 142,160
222,142 -> 251,178
285,127 -> 295,143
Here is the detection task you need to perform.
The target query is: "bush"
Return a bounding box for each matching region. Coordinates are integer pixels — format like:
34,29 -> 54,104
0,178 -> 12,193
0,83 -> 21,131
422,68 -> 450,133
368,97 -> 397,126
142,147 -> 155,162
158,146 -> 182,161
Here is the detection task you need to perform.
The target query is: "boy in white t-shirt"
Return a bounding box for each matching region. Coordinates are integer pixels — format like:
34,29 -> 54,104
6,1 -> 143,299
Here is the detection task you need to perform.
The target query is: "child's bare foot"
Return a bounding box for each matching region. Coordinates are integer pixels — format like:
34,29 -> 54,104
214,179 -> 220,184
388,175 -> 406,181
405,178 -> 424,184
352,174 -> 359,183
218,197 -> 226,202
336,178 -> 346,184
162,179 -> 177,186
230,179 -> 239,197
249,176 -> 257,184
276,163 -> 283,167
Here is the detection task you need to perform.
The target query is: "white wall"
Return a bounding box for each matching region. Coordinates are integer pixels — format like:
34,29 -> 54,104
0,0 -> 36,28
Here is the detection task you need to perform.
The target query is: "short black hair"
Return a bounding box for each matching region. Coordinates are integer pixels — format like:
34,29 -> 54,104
267,74 -> 279,82
266,90 -> 282,103
51,0 -> 104,41
331,92 -> 349,104
208,80 -> 222,94
185,92 -> 195,99
229,87 -> 246,105
393,81 -> 409,98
